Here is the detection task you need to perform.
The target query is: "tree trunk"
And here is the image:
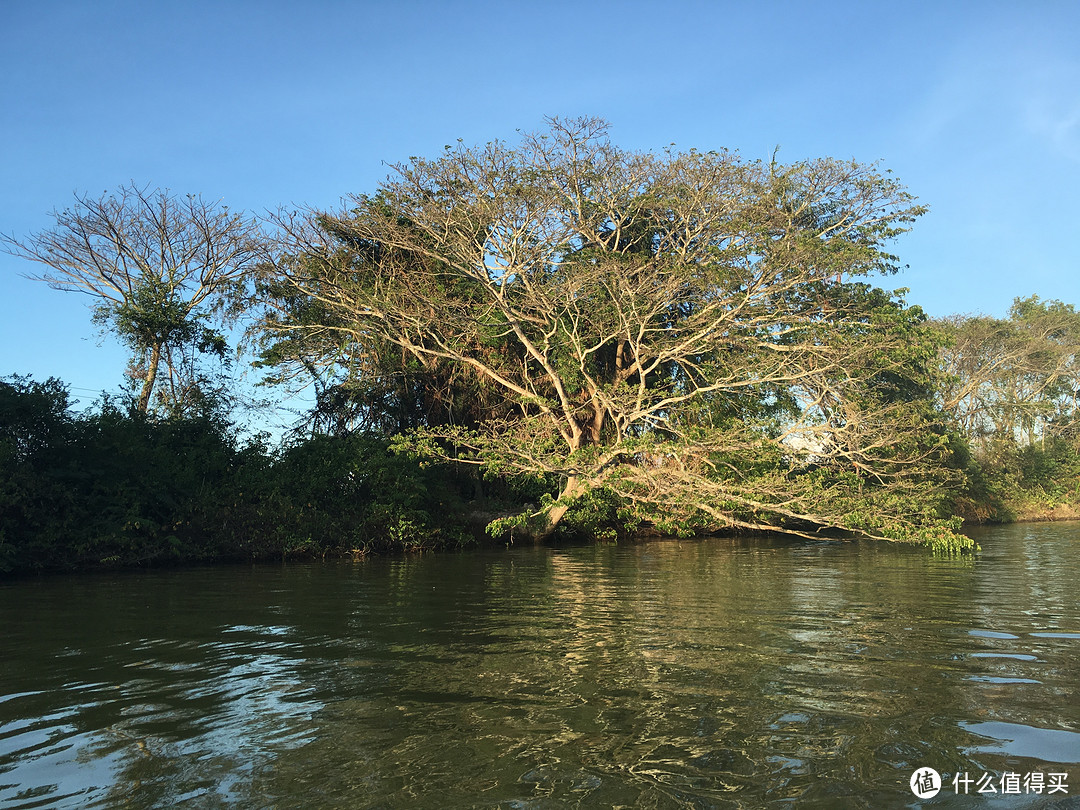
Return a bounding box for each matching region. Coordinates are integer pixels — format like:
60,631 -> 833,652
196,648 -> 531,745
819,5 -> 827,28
588,405 -> 605,444
137,343 -> 162,414
534,475 -> 586,540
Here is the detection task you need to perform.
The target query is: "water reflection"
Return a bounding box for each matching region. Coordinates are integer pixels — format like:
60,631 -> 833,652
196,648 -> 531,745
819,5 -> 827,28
1,527 -> 1078,808
962,721 -> 1080,764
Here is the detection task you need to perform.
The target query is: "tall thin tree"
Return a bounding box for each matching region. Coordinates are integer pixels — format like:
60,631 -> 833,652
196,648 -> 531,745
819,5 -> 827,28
3,184 -> 260,414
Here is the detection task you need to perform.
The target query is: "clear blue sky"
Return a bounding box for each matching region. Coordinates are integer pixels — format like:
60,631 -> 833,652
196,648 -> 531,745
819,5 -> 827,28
2,0 -> 1078,419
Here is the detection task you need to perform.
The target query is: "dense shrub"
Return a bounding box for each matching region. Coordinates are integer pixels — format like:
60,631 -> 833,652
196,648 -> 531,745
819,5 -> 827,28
953,436 -> 1080,524
0,376 -> 469,574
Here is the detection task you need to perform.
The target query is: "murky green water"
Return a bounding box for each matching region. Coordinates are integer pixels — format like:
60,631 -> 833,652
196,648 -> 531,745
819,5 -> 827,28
1,525 -> 1078,808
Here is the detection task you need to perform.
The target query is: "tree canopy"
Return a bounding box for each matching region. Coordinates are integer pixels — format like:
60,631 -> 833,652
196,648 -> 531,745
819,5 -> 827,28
258,117 -> 961,543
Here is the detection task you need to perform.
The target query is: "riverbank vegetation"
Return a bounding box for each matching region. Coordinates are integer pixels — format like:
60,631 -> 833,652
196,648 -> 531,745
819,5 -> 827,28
0,376 -> 474,573
3,119 -> 1078,573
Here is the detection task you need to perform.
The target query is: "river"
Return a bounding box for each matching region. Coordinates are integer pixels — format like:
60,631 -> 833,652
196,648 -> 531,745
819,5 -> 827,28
1,524 -> 1078,808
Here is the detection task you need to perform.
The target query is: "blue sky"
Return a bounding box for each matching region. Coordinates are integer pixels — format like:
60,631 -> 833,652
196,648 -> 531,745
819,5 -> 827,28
2,0 -> 1078,422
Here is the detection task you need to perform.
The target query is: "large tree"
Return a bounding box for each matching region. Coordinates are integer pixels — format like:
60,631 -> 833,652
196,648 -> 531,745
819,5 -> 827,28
3,184 -> 260,415
260,117 -> 958,541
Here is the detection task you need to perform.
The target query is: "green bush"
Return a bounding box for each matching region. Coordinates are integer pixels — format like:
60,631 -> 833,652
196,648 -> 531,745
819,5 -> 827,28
0,376 -> 470,574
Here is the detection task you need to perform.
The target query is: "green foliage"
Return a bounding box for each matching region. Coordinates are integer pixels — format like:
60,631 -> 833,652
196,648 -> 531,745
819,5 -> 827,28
911,524 -> 978,556
486,486 -> 640,543
105,279 -> 227,362
556,487 -> 640,543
